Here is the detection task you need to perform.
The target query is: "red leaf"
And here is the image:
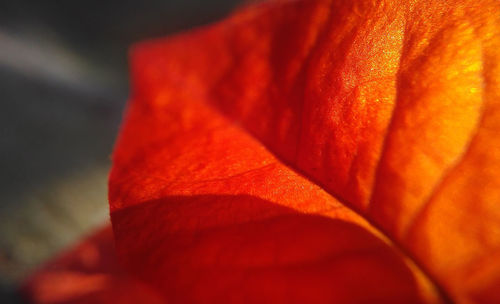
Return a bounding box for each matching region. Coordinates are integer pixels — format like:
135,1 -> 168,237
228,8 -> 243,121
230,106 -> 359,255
25,0 -> 500,303
22,226 -> 164,304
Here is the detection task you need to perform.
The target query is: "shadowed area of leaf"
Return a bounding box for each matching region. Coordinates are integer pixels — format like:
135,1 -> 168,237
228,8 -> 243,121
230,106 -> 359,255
112,194 -> 423,303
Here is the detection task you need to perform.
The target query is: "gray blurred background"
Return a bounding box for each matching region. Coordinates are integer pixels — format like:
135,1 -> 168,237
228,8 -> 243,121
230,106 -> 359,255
0,0 -> 245,302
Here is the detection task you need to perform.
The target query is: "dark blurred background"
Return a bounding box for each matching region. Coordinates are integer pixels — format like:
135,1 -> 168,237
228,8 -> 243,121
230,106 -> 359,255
0,0 -> 245,302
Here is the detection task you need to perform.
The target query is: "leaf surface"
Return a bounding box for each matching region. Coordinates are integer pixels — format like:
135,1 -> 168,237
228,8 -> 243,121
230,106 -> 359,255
25,0 -> 500,303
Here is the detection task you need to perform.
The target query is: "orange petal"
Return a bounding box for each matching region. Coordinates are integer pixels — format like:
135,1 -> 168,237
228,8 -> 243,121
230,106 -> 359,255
123,0 -> 500,301
25,0 -> 500,303
109,92 -> 434,302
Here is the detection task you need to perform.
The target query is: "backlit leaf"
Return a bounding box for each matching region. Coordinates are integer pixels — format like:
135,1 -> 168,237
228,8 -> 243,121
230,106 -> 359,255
25,0 -> 500,303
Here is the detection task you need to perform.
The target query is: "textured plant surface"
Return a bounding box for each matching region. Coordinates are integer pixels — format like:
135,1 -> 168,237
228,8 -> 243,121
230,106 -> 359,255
24,0 -> 500,303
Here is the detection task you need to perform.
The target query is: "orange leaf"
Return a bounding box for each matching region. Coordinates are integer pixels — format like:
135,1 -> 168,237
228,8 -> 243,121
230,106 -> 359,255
25,0 -> 500,303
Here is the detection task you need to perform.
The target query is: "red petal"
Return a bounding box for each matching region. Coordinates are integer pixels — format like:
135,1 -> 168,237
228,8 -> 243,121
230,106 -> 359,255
22,226 -> 164,304
25,0 -> 500,302
122,0 -> 500,301
109,92 -> 434,302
